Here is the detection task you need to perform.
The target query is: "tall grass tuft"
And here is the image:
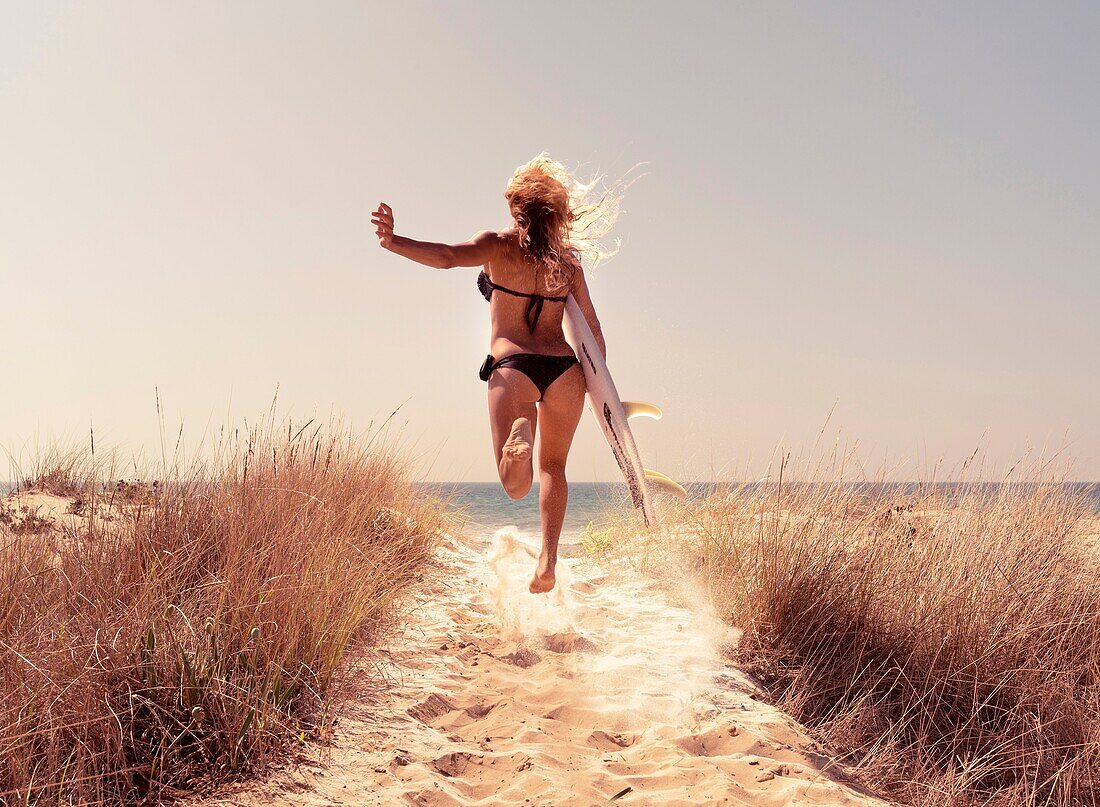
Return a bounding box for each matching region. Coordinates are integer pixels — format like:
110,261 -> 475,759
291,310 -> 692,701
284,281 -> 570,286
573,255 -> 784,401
0,423 -> 444,804
650,464 -> 1100,806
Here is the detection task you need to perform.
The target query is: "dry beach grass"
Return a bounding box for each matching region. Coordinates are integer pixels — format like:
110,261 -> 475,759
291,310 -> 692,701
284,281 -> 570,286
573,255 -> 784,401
643,462 -> 1100,806
0,425 -> 444,804
6,430 -> 1097,807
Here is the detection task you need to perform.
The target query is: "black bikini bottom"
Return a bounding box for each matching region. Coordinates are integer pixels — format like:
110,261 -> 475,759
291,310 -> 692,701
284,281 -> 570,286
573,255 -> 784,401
479,353 -> 579,400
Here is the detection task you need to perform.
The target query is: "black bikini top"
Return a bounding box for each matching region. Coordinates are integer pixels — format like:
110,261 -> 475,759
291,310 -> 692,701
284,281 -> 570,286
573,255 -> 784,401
477,270 -> 568,333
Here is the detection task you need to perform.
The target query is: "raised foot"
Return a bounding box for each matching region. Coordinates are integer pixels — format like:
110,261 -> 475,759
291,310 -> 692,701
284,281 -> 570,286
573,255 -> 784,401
502,417 -> 533,462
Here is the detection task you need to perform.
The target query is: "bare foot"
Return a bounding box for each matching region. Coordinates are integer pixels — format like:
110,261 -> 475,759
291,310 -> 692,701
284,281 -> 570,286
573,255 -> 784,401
500,418 -> 534,499
529,555 -> 556,594
502,417 -> 533,462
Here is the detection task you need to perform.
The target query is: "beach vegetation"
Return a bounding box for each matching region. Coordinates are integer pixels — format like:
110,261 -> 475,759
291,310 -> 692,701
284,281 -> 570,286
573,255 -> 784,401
649,461 -> 1100,806
0,423 -> 444,803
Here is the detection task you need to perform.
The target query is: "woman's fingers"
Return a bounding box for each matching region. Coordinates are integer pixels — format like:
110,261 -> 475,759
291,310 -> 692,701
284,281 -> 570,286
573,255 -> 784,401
372,202 -> 394,247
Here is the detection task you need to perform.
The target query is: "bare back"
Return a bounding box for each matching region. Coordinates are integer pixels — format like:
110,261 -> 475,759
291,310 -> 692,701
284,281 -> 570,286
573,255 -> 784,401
482,230 -> 581,358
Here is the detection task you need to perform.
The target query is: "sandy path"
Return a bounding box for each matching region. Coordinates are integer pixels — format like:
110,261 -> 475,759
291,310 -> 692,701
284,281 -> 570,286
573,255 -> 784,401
206,530 -> 885,806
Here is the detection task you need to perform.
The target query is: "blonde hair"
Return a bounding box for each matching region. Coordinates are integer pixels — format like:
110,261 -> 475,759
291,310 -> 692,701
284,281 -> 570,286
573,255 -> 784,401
504,153 -> 642,293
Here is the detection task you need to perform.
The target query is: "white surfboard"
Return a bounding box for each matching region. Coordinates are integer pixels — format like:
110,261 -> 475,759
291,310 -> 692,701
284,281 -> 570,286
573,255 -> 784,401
562,295 -> 658,527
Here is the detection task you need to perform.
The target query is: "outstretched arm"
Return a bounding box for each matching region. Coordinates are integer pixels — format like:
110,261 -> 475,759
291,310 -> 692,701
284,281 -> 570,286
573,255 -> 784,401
570,263 -> 607,358
372,202 -> 500,269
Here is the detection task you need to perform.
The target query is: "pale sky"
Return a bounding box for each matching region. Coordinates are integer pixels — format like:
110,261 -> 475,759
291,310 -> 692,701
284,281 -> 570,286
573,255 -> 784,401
2,2 -> 1098,482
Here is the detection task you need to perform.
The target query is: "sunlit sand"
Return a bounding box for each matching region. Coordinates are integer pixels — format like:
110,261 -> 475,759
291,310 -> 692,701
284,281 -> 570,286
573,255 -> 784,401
202,529 -> 883,806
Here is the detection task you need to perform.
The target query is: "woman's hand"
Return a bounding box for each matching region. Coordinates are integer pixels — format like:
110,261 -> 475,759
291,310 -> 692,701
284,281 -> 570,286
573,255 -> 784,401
371,202 -> 394,249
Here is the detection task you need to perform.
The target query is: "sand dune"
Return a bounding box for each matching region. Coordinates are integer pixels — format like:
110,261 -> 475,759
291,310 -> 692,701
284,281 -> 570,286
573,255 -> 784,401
204,530 -> 886,806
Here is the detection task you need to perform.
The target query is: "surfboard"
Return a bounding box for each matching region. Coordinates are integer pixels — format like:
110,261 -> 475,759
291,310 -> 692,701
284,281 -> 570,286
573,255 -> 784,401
562,295 -> 659,527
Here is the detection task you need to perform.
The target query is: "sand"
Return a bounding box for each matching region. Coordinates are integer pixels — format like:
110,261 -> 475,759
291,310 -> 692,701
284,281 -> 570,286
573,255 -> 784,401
202,529 -> 886,807
0,489 -> 88,531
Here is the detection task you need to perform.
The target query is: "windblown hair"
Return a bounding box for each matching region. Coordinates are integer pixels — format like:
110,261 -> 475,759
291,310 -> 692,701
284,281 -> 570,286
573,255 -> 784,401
504,153 -> 641,293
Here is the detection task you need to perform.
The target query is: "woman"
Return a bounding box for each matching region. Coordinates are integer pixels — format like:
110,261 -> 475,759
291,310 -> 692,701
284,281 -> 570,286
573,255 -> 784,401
372,155 -> 624,594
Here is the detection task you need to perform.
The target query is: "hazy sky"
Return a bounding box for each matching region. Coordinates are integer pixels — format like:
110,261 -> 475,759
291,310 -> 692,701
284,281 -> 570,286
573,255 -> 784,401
2,2 -> 1098,482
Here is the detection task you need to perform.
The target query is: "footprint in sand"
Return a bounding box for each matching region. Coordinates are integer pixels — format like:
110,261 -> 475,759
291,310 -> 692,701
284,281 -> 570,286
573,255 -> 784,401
541,628 -> 599,654
499,648 -> 542,668
587,730 -> 638,751
407,693 -> 457,724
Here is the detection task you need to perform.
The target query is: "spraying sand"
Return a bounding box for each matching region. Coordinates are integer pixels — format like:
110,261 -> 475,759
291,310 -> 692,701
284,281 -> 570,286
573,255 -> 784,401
204,529 -> 885,806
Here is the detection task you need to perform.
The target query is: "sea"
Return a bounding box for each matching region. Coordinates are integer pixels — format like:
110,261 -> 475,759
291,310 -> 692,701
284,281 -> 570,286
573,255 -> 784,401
421,482 -> 634,546
425,481 -> 1100,544
0,478 -> 633,547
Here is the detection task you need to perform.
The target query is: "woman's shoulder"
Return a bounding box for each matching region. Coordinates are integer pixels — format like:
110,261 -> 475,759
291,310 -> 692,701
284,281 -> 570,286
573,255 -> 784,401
467,229 -> 516,269
487,229 -> 526,263
478,228 -> 517,255
561,246 -> 583,275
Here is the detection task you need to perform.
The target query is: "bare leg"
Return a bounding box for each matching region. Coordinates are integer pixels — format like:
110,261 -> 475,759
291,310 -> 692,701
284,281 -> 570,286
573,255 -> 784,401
488,367 -> 539,499
529,364 -> 585,593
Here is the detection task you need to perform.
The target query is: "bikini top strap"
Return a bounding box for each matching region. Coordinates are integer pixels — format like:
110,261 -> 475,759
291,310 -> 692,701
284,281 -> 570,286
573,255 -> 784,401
476,271 -> 568,332
477,271 -> 567,301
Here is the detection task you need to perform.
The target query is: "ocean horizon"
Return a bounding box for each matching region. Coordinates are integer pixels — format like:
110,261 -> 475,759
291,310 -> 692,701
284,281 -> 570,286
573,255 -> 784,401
425,481 -> 1100,546
5,479 -> 1097,550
